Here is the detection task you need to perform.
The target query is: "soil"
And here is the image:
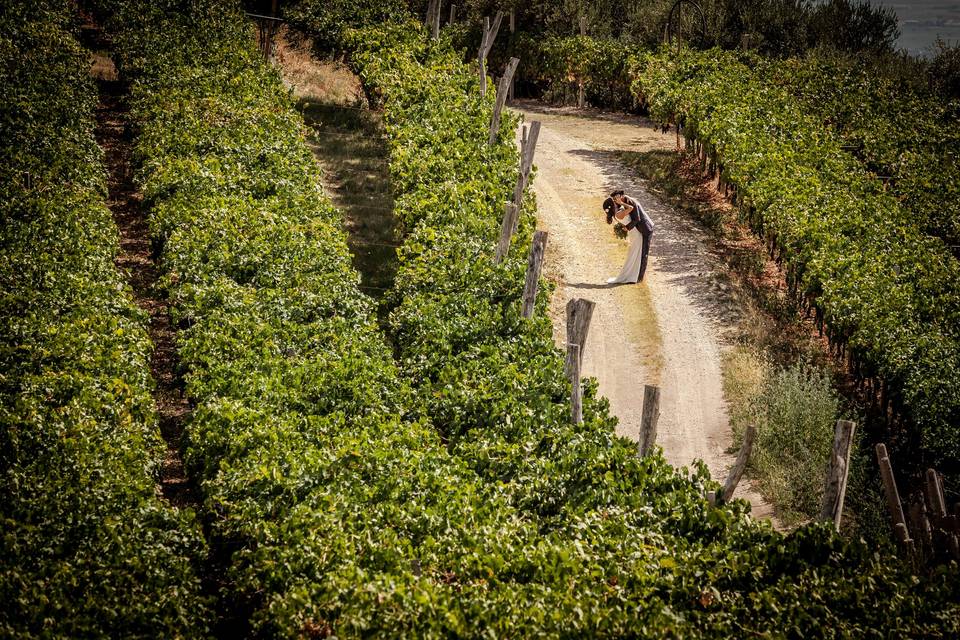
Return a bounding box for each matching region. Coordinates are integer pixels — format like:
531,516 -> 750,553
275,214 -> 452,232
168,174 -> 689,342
513,101 -> 776,521
94,59 -> 197,508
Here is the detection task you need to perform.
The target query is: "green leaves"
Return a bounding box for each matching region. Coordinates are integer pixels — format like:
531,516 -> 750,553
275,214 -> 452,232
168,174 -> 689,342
334,15 -> 960,639
0,3 -> 210,636
70,1 -> 960,635
509,33 -> 636,110
634,47 -> 960,473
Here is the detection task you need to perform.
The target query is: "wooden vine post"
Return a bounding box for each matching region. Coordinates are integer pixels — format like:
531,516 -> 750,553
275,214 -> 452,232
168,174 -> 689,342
925,468 -> 948,521
425,0 -> 441,39
432,0 -> 442,39
478,12 -> 505,98
514,121 -> 541,209
711,424 -> 756,505
489,57 -> 520,145
820,419 -> 856,530
638,385 -> 661,457
449,3 -> 456,25
876,443 -> 914,553
924,468 -> 960,560
521,231 -> 548,318
508,9 -> 517,100
565,298 -> 595,425
577,15 -> 587,108
494,203 -> 519,264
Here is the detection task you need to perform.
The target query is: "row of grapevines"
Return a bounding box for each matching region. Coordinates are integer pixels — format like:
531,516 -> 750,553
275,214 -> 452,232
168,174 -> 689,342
756,54 -> 960,251
310,16 -> 960,635
0,3 -> 210,636
633,48 -> 960,474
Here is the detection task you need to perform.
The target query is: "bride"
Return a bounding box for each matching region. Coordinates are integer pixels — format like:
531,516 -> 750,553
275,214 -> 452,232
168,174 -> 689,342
604,190 -> 654,284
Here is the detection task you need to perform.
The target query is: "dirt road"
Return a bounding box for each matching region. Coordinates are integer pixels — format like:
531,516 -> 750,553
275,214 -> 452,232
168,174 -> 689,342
514,102 -> 775,521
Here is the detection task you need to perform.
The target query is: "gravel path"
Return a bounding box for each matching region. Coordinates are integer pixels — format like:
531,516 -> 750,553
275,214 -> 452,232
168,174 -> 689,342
514,102 -> 776,521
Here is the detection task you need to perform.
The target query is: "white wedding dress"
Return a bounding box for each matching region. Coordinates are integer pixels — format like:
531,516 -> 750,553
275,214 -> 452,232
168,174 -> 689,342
607,219 -> 644,284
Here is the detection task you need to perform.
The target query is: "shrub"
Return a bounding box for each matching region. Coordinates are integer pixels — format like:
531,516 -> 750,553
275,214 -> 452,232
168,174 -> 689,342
726,352 -> 849,524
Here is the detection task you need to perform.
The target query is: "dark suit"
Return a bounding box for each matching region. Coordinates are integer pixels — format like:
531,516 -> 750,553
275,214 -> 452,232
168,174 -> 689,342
621,196 -> 653,281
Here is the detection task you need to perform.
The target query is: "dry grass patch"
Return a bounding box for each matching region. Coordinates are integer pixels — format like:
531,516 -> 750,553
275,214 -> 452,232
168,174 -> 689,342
90,52 -> 117,81
275,28 -> 363,106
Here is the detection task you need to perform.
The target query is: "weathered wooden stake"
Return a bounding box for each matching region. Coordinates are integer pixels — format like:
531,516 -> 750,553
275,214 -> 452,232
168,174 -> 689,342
425,0 -> 439,36
925,468 -> 948,523
577,16 -> 587,108
514,120 -> 541,208
719,424 -> 756,503
521,231 -> 548,318
489,57 -> 520,145
569,343 -> 583,424
564,298 -> 595,379
508,9 -> 517,100
877,443 -> 912,549
449,3 -> 456,24
638,385 -> 661,457
909,501 -> 934,551
820,419 -> 856,530
478,12 -> 505,98
565,299 -> 595,425
432,0 -> 442,39
494,203 -> 519,263
478,17 -> 490,96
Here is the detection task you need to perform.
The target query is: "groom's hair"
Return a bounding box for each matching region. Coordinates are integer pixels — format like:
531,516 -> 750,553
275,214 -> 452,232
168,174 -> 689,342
610,189 -> 625,198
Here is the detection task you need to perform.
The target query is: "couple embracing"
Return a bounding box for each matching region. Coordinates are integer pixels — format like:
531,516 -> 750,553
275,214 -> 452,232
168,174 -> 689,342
603,190 -> 654,284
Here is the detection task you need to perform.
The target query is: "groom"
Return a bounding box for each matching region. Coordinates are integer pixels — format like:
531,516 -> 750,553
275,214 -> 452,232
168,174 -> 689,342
603,190 -> 655,282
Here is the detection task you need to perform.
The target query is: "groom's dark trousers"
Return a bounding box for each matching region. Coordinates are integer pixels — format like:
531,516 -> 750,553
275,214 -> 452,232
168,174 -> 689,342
638,231 -> 652,282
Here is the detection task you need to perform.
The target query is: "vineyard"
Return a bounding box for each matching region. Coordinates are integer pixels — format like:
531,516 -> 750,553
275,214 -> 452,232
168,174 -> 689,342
631,48 -> 960,475
758,55 -> 960,251
2,0 -> 959,637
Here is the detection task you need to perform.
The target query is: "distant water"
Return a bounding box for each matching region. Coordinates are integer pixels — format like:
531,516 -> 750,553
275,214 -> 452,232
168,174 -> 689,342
874,1 -> 960,56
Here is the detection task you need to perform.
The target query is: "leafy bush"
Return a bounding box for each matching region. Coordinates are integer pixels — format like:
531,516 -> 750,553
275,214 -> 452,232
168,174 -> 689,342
725,352 -> 849,524
750,361 -> 843,517
282,0 -> 410,52
0,3 -> 210,636
757,53 -> 960,251
508,33 -> 637,110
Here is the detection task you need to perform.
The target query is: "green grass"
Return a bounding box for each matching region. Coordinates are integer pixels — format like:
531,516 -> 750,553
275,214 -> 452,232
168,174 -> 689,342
723,349 -> 847,525
299,99 -> 400,309
722,345 -> 890,539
